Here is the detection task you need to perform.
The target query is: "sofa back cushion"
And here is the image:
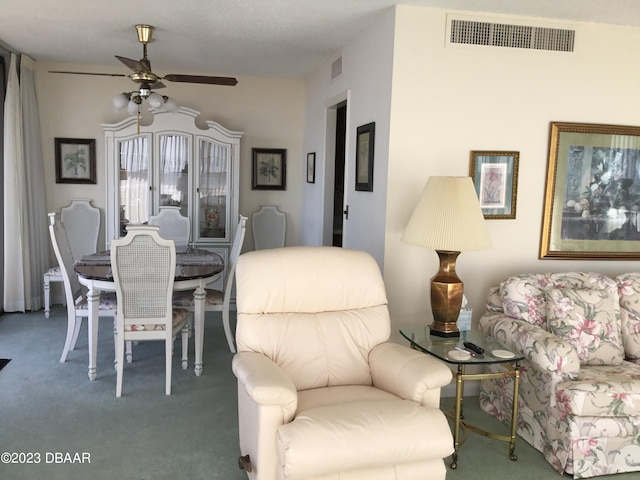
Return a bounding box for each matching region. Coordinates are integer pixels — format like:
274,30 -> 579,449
235,246 -> 390,391
546,287 -> 624,366
617,273 -> 640,361
499,272 -> 618,328
500,274 -> 552,326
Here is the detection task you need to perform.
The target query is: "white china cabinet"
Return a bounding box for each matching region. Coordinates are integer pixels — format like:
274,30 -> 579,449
102,107 -> 243,267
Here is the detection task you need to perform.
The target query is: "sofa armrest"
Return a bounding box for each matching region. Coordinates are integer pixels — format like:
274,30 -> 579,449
232,351 -> 298,420
479,312 -> 580,379
369,342 -> 452,406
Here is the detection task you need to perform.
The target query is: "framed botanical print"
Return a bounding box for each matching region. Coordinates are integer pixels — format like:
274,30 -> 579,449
355,122 -> 375,192
55,137 -> 96,184
252,148 -> 286,190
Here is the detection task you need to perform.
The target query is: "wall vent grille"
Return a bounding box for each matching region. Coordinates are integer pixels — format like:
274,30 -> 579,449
331,56 -> 343,79
450,19 -> 575,52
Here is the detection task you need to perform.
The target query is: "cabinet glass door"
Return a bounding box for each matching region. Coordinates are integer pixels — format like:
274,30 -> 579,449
158,134 -> 190,219
118,135 -> 151,237
198,138 -> 230,241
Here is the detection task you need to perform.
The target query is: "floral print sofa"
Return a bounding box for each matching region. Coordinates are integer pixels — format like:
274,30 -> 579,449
478,272 -> 640,478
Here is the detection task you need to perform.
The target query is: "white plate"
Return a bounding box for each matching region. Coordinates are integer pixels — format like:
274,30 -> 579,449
448,350 -> 472,361
492,349 -> 515,359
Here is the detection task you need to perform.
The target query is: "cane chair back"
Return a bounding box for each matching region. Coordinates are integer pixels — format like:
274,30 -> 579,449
111,225 -> 190,396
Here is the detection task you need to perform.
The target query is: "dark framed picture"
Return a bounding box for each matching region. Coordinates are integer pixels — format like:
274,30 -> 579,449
540,121 -> 640,259
55,137 -> 96,184
469,151 -> 519,219
306,152 -> 316,183
252,148 -> 287,190
355,122 -> 375,192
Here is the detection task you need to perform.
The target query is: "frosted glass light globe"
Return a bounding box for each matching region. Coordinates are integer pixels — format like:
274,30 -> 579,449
147,92 -> 164,108
127,100 -> 139,115
112,93 -> 129,111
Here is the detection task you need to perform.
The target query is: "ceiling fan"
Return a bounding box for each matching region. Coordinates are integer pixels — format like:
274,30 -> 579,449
49,24 -> 237,113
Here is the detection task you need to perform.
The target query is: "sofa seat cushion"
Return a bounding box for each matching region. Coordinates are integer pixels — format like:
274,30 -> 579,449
276,399 -> 452,480
554,363 -> 640,417
547,287 -> 624,366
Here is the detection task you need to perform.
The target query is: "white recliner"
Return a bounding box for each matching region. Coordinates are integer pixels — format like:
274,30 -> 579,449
232,246 -> 453,480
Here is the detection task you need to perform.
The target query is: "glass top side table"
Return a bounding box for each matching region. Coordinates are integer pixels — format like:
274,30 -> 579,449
399,327 -> 524,470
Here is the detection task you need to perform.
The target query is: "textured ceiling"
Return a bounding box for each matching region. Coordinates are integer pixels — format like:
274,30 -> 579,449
1,0 -> 639,79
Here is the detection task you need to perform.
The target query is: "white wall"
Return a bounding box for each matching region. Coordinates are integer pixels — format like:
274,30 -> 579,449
37,61 -> 305,255
301,9 -> 395,269
385,5 -> 640,346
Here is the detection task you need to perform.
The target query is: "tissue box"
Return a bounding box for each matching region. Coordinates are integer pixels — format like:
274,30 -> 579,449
457,308 -> 472,331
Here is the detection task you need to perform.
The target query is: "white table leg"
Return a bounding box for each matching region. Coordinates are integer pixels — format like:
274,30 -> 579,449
86,286 -> 100,381
193,284 -> 206,376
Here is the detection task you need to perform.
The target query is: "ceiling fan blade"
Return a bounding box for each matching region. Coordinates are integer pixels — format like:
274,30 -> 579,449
163,74 -> 238,86
115,55 -> 144,72
49,70 -> 127,77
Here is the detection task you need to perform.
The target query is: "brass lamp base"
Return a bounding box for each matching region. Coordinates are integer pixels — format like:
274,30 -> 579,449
430,250 -> 463,338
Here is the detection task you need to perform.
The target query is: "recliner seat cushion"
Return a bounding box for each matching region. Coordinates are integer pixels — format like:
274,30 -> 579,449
276,399 -> 452,480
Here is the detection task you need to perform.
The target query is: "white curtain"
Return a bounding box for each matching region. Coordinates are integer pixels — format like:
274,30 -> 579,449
120,136 -> 150,225
3,54 -> 48,311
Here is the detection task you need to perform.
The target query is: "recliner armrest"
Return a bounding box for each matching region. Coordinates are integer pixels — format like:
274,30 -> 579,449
479,312 -> 580,379
232,351 -> 298,420
369,342 -> 452,404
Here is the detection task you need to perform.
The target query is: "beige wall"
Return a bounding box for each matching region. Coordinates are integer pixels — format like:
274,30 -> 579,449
385,6 -> 640,344
37,61 -> 305,254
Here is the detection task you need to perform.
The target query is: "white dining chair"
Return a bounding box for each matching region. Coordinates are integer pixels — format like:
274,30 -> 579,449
148,206 -> 190,253
111,225 -> 190,396
44,199 -> 100,318
47,213 -> 131,364
251,204 -> 286,250
173,215 -> 247,353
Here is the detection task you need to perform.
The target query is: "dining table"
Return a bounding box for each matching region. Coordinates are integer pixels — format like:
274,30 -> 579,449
74,247 -> 224,381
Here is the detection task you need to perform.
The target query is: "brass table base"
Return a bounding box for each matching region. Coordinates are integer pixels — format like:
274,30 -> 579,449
449,362 -> 520,469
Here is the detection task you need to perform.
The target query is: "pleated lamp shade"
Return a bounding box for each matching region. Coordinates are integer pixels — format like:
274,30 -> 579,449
402,176 -> 491,252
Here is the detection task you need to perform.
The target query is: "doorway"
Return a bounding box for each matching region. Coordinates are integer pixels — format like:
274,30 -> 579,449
332,103 -> 347,246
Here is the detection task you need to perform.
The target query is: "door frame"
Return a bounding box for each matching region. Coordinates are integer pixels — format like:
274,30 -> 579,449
322,90 -> 351,246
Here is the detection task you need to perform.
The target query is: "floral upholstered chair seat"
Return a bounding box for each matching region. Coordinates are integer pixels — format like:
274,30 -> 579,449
479,272 -> 640,479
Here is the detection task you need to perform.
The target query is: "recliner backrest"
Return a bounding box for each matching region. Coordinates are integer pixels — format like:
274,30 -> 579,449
235,246 -> 390,391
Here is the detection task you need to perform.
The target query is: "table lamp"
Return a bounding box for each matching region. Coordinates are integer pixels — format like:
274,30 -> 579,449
402,176 -> 491,337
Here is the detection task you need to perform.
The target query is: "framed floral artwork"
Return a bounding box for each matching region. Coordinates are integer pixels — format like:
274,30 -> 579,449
540,122 -> 640,259
469,151 -> 519,219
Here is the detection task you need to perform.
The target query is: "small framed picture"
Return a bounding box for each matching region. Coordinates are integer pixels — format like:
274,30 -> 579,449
252,148 -> 286,190
355,122 -> 375,192
469,151 -> 519,219
306,152 -> 316,183
55,138 -> 96,184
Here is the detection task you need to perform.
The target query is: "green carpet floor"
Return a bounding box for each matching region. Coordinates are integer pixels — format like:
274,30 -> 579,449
1,307 -> 639,479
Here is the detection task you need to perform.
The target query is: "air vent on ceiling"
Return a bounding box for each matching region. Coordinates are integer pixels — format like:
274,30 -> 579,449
449,19 -> 575,52
331,56 -> 343,80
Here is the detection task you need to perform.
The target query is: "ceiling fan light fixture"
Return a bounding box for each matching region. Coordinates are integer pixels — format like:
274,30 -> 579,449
147,92 -> 164,108
127,99 -> 140,115
112,92 -> 130,112
163,96 -> 179,113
